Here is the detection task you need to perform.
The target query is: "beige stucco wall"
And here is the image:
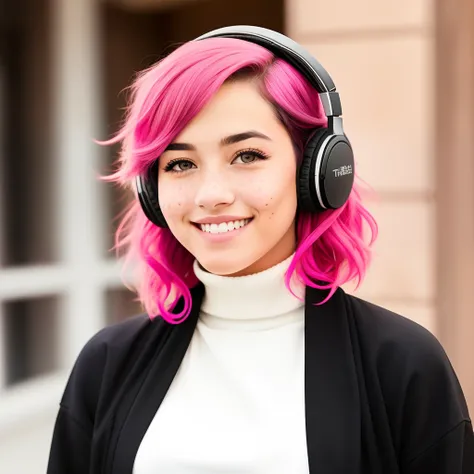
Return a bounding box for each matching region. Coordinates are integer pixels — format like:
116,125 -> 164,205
286,1 -> 436,333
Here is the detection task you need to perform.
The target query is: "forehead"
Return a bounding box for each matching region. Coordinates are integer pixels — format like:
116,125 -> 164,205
173,80 -> 282,143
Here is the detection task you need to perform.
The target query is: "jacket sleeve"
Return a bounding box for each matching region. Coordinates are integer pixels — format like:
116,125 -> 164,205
47,328 -> 108,474
405,420 -> 474,474
47,406 -> 92,473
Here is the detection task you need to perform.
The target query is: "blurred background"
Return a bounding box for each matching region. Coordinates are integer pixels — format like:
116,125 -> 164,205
0,0 -> 473,472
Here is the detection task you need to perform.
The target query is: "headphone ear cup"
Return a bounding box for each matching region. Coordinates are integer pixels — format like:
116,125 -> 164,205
135,165 -> 169,228
152,205 -> 168,228
319,135 -> 355,210
298,128 -> 331,213
298,129 -> 355,212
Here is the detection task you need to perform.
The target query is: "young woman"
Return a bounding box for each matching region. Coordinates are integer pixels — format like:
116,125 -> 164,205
47,26 -> 474,474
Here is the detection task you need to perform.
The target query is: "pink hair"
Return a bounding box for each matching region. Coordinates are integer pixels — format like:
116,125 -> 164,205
101,37 -> 378,324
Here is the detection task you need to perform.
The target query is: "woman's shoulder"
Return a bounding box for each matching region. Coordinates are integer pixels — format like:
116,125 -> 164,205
73,313 -> 154,368
60,314 -> 167,419
72,312 -> 169,380
345,293 -> 466,399
85,313 -> 154,350
346,292 -> 445,365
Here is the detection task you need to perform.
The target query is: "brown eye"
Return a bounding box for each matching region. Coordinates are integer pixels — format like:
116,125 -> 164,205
175,161 -> 194,171
239,153 -> 258,164
163,159 -> 196,173
233,149 -> 270,165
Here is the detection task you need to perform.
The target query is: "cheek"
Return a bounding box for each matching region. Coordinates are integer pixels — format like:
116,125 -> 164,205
158,182 -> 191,219
246,168 -> 297,213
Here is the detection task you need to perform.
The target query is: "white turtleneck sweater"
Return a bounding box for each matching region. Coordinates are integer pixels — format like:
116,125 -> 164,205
134,255 -> 309,473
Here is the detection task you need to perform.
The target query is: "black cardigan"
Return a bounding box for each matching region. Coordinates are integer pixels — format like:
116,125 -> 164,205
47,285 -> 474,473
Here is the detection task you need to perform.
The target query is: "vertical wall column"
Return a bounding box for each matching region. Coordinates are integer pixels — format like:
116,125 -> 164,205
435,0 -> 474,411
51,0 -> 107,369
0,63 -> 6,390
285,0 -> 436,332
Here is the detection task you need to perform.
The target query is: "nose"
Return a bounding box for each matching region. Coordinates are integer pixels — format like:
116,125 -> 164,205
194,172 -> 235,210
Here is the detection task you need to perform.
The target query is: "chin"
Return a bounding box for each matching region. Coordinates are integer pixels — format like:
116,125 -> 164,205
196,255 -> 256,277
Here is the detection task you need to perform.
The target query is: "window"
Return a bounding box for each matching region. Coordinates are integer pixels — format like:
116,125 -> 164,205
0,0 -> 137,428
2,296 -> 59,386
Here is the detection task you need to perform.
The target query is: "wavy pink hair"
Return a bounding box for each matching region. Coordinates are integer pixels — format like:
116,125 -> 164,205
101,37 -> 378,324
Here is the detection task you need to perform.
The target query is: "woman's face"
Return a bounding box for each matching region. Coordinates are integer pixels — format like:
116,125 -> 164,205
158,80 -> 298,276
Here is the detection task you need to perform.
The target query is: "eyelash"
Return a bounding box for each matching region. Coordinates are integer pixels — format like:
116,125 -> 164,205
163,148 -> 270,173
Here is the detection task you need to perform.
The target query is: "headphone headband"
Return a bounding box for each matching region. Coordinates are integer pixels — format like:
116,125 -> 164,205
194,25 -> 342,118
135,25 -> 355,228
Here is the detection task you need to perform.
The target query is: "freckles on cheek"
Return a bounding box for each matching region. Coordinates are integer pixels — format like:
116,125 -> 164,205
260,196 -> 276,219
264,196 -> 274,207
160,184 -> 187,214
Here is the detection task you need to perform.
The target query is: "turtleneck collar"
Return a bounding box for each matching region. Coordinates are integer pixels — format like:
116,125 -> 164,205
192,254 -> 305,326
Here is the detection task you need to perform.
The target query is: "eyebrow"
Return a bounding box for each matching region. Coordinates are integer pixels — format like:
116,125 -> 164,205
164,130 -> 271,152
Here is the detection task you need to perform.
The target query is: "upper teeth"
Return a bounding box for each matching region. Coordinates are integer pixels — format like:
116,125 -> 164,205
200,219 -> 251,234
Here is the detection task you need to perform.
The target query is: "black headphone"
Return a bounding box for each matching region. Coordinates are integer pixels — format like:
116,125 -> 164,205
136,25 -> 355,228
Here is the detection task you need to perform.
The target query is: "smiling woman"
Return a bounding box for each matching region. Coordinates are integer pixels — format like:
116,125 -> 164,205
98,37 -> 372,323
47,26 -> 474,474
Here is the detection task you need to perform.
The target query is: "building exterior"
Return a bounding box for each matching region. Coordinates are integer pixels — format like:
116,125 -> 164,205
0,0 -> 472,472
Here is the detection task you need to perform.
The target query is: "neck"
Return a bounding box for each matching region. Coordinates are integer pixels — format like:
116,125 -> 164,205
192,254 -> 305,327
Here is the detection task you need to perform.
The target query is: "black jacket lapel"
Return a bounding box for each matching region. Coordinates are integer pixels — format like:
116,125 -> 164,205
305,287 -> 361,474
110,284 -> 204,474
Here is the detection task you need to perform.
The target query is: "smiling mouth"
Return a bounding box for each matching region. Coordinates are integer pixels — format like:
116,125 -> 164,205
193,218 -> 253,234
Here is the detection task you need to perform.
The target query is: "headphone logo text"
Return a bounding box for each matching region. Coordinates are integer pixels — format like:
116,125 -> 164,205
332,165 -> 353,178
